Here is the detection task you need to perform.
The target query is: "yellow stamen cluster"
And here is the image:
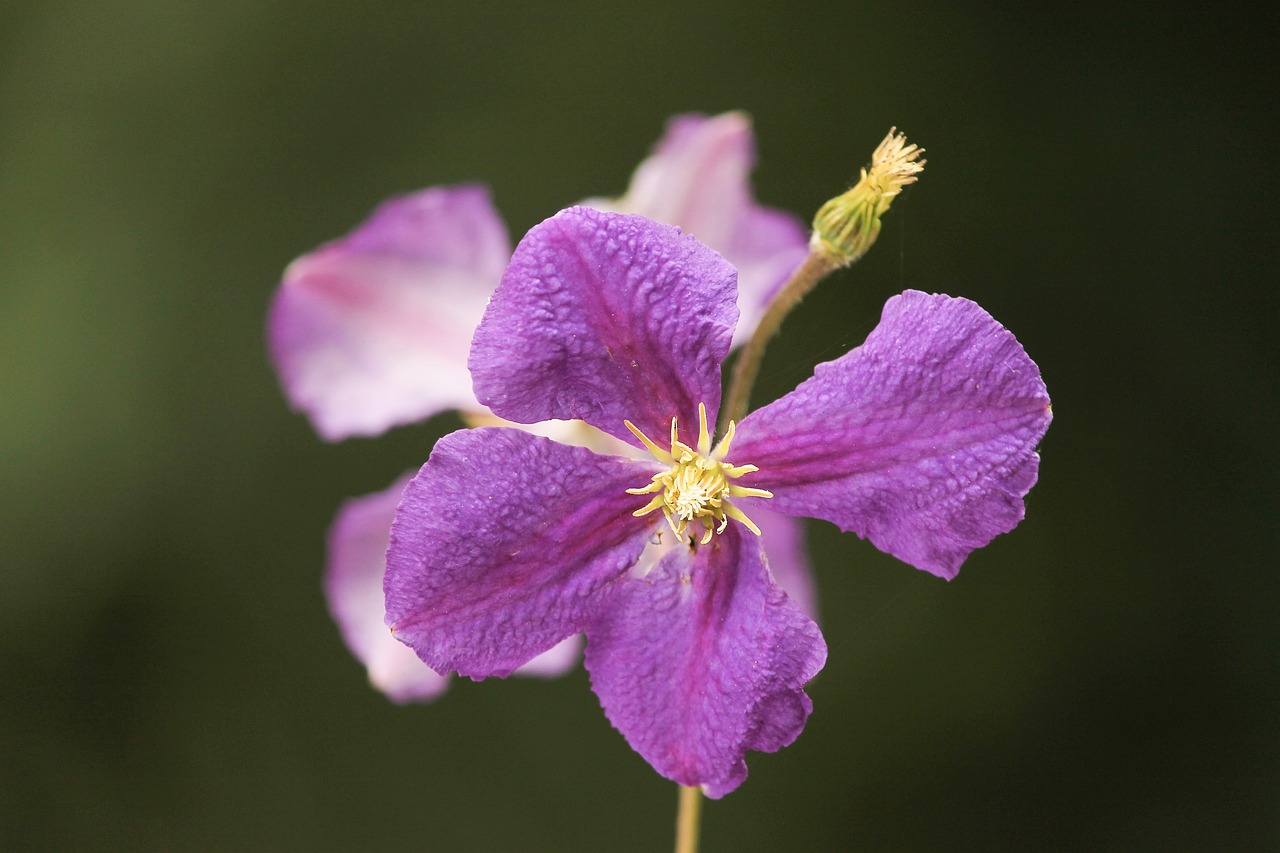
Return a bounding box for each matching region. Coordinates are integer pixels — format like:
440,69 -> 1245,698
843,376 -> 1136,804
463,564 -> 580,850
811,127 -> 925,267
625,403 -> 773,545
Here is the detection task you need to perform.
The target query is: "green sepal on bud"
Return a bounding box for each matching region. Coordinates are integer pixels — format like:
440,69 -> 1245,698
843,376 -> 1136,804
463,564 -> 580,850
811,128 -> 925,267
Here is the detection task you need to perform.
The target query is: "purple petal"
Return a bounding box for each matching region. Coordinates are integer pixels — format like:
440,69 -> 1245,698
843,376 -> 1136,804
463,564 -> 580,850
469,207 -> 738,446
734,291 -> 1053,580
583,112 -> 808,345
753,508 -> 818,621
385,427 -> 661,678
324,474 -> 451,703
268,185 -> 509,440
722,206 -> 809,345
584,526 -> 826,798
338,186 -> 510,274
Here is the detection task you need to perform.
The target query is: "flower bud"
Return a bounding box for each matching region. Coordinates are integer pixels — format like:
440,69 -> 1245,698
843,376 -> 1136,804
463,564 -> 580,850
811,128 -> 925,266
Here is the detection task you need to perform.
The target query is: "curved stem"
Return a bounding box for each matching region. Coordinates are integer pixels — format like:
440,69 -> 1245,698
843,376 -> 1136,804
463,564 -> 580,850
675,785 -> 703,853
721,250 -> 837,430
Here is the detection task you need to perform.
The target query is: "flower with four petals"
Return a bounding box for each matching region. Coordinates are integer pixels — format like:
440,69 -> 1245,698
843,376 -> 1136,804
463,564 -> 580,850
384,206 -> 1052,795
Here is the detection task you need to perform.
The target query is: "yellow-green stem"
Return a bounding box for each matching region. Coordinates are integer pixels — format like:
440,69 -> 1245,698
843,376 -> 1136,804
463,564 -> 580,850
675,785 -> 703,853
721,250 -> 838,430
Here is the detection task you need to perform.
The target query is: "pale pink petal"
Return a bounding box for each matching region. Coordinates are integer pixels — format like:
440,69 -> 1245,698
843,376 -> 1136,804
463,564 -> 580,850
268,185 -> 509,440
324,473 -> 450,703
518,636 -> 583,677
753,507 -> 818,621
585,112 -> 808,344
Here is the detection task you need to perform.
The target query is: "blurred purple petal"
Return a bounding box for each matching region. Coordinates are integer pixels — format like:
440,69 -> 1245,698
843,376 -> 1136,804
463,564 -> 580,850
385,427 -> 660,678
518,635 -> 583,677
268,185 -> 509,440
325,473 -> 450,703
753,508 -> 818,621
606,112 -> 757,250
584,525 -> 825,797
586,112 -> 808,344
469,207 -> 738,445
722,205 -> 809,343
338,185 -> 510,275
735,291 -> 1052,579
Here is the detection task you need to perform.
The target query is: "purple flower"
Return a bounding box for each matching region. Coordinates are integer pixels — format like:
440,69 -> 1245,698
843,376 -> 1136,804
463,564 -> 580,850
384,207 -> 1052,795
266,114 -> 813,702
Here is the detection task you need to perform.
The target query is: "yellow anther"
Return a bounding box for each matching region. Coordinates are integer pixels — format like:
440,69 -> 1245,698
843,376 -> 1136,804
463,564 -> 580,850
625,419 -> 674,464
626,403 -> 771,543
696,403 -> 712,457
711,418 -> 737,460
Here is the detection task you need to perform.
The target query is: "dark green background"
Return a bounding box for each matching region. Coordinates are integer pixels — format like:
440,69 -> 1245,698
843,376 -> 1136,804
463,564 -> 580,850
3,2 -> 1276,850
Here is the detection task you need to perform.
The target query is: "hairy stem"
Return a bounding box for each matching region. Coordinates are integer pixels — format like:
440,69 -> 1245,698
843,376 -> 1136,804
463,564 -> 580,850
721,250 -> 837,429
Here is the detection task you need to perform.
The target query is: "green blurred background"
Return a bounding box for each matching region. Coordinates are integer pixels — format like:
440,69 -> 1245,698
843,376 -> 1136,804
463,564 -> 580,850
2,1 -> 1276,850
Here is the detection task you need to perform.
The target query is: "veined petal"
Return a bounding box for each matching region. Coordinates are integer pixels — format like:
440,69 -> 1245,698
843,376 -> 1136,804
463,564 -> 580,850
268,185 -> 509,440
469,207 -> 738,446
324,473 -> 451,703
582,112 -> 807,346
385,427 -> 661,678
735,291 -> 1052,580
583,525 -> 826,798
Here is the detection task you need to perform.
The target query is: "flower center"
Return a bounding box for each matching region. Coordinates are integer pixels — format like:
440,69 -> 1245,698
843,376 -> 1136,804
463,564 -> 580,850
625,403 -> 772,545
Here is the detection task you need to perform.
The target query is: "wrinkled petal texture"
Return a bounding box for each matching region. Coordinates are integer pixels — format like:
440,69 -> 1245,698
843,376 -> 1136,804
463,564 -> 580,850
584,526 -> 826,798
268,185 -> 509,439
470,207 -> 739,446
385,427 -> 661,678
324,473 -> 450,703
735,291 -> 1052,579
583,112 -> 808,346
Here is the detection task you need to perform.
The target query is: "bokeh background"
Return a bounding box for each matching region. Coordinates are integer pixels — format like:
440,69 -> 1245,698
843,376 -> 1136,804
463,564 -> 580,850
2,2 -> 1276,850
